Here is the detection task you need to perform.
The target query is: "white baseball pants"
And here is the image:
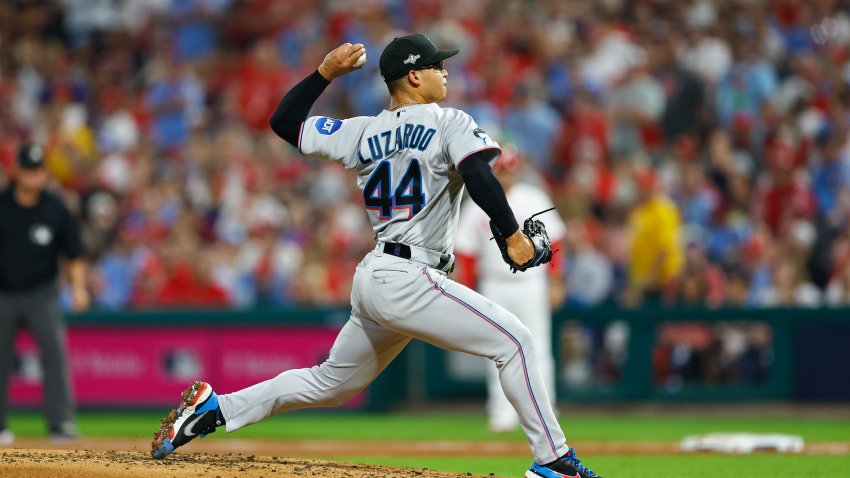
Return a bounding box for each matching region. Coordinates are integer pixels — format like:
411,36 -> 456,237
217,248 -> 569,464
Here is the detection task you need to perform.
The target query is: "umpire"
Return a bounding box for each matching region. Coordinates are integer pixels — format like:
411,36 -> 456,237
0,143 -> 89,444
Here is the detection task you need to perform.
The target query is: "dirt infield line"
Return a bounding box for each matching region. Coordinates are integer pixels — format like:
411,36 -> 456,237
6,438 -> 849,456
0,449 -> 489,478
2,441 -> 848,478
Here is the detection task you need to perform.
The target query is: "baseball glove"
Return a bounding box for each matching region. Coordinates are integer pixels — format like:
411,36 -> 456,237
490,210 -> 555,273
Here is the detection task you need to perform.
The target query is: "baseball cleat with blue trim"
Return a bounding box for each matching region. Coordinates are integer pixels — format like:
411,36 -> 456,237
525,448 -> 601,478
151,381 -> 224,459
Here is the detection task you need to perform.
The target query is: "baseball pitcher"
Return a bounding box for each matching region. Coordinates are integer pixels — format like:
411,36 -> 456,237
150,34 -> 601,478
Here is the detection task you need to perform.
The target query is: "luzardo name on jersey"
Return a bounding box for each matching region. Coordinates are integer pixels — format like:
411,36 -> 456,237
361,123 -> 437,163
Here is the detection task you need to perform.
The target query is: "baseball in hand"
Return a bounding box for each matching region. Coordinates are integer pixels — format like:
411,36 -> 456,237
353,51 -> 367,67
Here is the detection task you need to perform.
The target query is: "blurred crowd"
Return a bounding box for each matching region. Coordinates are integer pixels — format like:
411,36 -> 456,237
653,322 -> 773,388
2,0 -> 850,310
559,321 -> 772,389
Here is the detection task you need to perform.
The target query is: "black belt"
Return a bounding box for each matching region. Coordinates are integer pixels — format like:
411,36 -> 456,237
383,242 -> 412,259
382,242 -> 453,273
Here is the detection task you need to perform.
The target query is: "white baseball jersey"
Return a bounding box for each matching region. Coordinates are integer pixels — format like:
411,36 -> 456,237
455,182 -> 566,283
298,104 -> 500,254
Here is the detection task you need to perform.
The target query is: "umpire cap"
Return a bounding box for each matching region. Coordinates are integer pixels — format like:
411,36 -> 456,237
379,34 -> 458,83
17,143 -> 46,169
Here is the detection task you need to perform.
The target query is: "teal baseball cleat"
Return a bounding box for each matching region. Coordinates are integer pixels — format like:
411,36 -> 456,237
525,448 -> 601,478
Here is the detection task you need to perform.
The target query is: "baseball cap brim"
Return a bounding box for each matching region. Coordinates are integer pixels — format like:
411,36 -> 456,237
18,161 -> 45,170
428,49 -> 459,63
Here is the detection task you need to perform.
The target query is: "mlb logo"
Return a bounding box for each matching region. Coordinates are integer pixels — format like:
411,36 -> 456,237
316,117 -> 343,135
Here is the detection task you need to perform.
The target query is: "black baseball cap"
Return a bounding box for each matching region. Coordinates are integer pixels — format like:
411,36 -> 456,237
17,143 -> 46,169
379,34 -> 459,83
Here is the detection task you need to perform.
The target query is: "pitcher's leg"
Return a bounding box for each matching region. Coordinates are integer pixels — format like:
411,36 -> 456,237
384,268 -> 568,464
218,314 -> 409,432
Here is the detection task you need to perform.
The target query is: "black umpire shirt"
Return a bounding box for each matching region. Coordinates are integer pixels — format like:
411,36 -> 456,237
0,185 -> 84,291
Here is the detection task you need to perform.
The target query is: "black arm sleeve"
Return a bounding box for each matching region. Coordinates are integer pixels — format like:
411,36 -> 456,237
269,70 -> 332,146
458,153 -> 520,237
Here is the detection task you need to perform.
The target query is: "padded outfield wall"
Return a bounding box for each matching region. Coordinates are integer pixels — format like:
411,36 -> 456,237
8,307 -> 850,409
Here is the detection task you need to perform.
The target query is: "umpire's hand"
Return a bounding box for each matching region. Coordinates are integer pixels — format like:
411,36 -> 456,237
318,43 -> 366,81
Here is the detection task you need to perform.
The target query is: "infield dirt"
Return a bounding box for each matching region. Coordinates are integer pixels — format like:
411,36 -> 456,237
1,449 -> 496,478
2,438 -> 848,478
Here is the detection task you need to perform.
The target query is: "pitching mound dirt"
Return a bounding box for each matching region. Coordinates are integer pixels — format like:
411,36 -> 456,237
4,439 -> 846,478
0,449 -> 496,478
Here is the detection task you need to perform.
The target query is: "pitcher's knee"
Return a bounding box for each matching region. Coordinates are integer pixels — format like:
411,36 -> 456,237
310,381 -> 362,407
492,323 -> 537,364
324,389 -> 360,407
510,324 -> 535,349
312,364 -> 367,407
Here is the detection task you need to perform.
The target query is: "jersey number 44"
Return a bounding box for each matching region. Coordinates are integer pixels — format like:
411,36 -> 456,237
363,159 -> 426,220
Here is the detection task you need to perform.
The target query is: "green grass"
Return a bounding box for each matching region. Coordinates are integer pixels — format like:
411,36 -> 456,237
332,455 -> 850,478
9,410 -> 850,442
8,411 -> 850,477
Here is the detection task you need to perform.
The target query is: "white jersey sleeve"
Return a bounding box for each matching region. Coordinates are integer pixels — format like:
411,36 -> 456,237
440,108 -> 501,168
299,116 -> 370,168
